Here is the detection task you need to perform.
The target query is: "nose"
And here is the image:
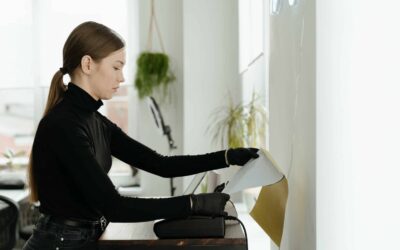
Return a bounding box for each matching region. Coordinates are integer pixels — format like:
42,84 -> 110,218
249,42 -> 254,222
119,72 -> 125,83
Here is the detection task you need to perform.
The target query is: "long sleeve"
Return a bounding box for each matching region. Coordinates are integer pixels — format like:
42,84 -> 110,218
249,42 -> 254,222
43,118 -> 192,222
107,120 -> 229,177
33,82 -> 226,222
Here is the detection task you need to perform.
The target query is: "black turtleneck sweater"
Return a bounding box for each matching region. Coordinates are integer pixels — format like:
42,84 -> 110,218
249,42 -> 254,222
32,82 -> 228,222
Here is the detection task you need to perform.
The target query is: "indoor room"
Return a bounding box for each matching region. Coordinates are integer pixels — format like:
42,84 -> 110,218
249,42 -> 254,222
0,0 -> 399,250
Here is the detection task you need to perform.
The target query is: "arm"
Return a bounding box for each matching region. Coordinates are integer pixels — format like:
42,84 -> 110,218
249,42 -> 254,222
108,121 -> 229,177
47,119 -> 191,222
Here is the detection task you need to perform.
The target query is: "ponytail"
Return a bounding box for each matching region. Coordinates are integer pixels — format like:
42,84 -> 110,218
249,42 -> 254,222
43,70 -> 67,116
28,69 -> 67,202
27,154 -> 37,202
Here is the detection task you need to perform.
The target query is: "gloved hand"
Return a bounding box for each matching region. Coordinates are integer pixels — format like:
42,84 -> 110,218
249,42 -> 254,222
226,147 -> 259,166
190,193 -> 230,217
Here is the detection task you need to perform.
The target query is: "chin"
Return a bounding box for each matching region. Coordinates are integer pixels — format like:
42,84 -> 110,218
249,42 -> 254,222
101,95 -> 112,100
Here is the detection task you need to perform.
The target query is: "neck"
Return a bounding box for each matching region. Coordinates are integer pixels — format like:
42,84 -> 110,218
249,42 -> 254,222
70,76 -> 99,101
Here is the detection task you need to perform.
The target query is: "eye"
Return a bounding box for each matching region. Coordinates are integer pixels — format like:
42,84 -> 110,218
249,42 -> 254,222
113,67 -> 120,70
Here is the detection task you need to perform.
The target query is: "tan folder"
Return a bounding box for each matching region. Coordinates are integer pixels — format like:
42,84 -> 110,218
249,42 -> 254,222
223,148 -> 289,247
250,175 -> 288,246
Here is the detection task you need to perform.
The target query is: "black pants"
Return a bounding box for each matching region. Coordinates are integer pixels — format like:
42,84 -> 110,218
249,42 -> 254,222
22,215 -> 104,250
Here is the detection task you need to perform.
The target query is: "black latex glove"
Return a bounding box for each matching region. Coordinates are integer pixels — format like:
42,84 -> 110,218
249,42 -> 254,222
227,147 -> 259,166
190,193 -> 230,217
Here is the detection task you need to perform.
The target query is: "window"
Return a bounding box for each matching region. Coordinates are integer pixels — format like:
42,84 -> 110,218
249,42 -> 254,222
238,0 -> 270,248
0,1 -> 34,167
0,0 -> 138,180
239,0 -> 264,73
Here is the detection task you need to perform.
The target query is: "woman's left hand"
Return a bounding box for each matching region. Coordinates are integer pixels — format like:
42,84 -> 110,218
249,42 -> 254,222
226,147 -> 259,166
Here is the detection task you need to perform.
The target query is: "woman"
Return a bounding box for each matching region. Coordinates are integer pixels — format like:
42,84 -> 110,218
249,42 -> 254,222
23,21 -> 259,250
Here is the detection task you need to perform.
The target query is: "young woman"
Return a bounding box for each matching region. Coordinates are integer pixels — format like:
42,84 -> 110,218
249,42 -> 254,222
23,21 -> 259,250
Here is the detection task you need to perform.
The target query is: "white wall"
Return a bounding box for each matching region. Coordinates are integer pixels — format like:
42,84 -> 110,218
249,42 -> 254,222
182,0 -> 240,189
317,1 -> 400,249
137,0 -> 184,196
269,0 -> 315,249
182,0 -> 240,155
316,1 -> 354,249
136,0 -> 240,196
132,1 -> 400,249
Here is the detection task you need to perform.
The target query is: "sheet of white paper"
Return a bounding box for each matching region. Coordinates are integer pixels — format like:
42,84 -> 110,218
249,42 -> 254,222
223,150 -> 284,194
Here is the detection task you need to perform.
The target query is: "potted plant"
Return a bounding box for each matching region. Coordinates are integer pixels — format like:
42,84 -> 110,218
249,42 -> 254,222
207,92 -> 268,148
201,92 -> 267,194
134,0 -> 175,100
135,52 -> 175,99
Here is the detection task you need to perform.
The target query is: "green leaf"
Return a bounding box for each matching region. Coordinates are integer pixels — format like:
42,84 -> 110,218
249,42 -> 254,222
134,52 -> 175,99
207,91 -> 268,148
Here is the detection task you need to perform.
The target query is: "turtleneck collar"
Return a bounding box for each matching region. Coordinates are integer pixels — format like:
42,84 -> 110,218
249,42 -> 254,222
64,82 -> 103,112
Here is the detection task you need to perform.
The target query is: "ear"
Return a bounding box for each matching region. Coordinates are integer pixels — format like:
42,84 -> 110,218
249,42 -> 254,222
80,55 -> 94,75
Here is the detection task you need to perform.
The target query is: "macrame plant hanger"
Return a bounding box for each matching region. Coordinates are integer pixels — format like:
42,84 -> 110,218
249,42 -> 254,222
146,0 -> 165,53
145,0 -> 177,196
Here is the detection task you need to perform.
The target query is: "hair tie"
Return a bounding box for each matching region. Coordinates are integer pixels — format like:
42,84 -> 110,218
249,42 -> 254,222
59,67 -> 67,75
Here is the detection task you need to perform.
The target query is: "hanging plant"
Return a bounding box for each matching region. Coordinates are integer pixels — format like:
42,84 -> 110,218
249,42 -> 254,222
135,52 -> 175,99
134,0 -> 175,99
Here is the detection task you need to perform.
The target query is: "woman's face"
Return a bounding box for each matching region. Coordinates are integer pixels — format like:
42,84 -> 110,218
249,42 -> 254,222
90,48 -> 126,100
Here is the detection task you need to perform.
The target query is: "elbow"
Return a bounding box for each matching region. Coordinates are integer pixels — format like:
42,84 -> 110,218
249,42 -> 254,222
153,154 -> 175,178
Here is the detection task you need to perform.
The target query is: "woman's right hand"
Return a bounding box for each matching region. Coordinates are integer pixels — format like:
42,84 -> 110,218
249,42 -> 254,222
226,147 -> 259,166
190,193 -> 230,217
